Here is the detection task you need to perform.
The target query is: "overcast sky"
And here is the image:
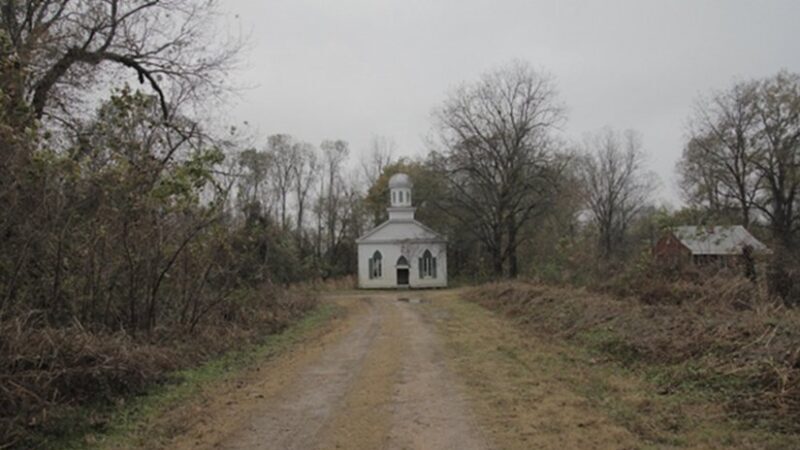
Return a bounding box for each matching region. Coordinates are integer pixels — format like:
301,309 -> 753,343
222,0 -> 800,204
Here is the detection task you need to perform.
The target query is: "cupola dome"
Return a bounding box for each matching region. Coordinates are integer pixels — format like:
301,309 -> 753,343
388,172 -> 414,213
388,173 -> 412,189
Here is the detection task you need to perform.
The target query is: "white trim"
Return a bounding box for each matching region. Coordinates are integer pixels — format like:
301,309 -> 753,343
361,239 -> 447,245
356,219 -> 447,244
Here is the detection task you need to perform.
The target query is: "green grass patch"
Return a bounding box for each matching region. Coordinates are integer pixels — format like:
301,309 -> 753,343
34,303 -> 339,450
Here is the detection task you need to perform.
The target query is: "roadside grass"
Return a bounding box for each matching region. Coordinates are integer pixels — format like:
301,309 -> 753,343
431,289 -> 800,450
33,303 -> 340,450
429,292 -> 642,450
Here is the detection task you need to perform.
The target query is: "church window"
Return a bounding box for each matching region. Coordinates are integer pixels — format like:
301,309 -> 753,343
419,249 -> 437,278
369,251 -> 382,279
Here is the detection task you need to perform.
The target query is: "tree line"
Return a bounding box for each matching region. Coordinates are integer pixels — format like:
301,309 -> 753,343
0,0 -> 361,336
376,63 -> 799,303
3,0 -> 800,342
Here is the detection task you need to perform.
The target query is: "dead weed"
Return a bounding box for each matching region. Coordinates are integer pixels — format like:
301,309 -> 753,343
465,279 -> 800,432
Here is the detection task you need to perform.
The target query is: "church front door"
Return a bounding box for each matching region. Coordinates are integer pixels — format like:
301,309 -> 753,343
397,268 -> 409,286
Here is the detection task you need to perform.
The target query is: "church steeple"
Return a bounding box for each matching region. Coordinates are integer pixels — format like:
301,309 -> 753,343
387,173 -> 415,221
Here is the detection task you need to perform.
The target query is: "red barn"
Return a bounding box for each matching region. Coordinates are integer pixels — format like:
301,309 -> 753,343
654,225 -> 769,266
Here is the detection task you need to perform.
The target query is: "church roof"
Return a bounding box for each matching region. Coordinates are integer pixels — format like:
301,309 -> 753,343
356,219 -> 446,244
388,173 -> 412,189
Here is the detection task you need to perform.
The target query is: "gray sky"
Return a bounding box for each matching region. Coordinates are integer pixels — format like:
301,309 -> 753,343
223,0 -> 800,204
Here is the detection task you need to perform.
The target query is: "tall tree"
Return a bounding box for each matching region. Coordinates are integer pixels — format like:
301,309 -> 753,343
267,134 -> 299,229
681,80 -> 761,226
752,72 -> 800,248
432,61 -> 565,277
237,148 -> 272,215
319,139 -> 349,270
291,141 -> 318,252
360,135 -> 396,186
579,128 -> 655,260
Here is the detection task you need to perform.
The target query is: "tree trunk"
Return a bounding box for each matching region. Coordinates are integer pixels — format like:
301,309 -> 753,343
507,218 -> 519,278
491,225 -> 504,277
296,198 -> 305,242
491,247 -> 503,278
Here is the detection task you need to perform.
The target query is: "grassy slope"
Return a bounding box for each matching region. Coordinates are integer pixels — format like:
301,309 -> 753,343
35,303 -> 340,450
432,289 -> 799,450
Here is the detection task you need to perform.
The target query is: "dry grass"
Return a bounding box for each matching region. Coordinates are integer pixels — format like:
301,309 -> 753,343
0,286 -> 318,449
464,277 -> 800,434
314,275 -> 358,291
0,315 -> 179,448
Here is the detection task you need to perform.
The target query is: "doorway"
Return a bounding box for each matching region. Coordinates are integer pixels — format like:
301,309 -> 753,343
396,255 -> 410,287
397,268 -> 409,286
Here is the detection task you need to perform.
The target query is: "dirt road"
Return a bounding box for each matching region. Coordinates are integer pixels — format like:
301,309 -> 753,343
155,291 -> 652,450
167,293 -> 488,450
136,290 -> 785,450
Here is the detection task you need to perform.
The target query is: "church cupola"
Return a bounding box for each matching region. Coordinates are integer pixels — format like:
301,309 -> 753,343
389,173 -> 412,207
387,173 -> 415,221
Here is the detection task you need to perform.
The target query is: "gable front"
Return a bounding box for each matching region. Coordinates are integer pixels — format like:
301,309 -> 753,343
357,220 -> 446,244
654,232 -> 691,258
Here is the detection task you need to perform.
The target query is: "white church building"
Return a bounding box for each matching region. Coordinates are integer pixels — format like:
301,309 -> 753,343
356,173 -> 448,289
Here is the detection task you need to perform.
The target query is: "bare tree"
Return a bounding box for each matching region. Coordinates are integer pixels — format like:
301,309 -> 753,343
677,136 -> 728,215
237,148 -> 272,215
292,141 -> 318,251
1,0 -> 239,124
681,81 -> 761,226
319,139 -> 349,267
579,128 -> 655,260
433,60 -> 565,277
752,72 -> 800,249
679,72 -> 800,248
267,134 -> 299,229
361,135 -> 396,186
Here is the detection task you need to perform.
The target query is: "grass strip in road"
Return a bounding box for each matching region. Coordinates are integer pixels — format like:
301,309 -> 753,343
41,303 -> 340,450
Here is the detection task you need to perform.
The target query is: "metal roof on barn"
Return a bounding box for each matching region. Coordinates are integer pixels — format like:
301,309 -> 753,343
672,225 -> 769,256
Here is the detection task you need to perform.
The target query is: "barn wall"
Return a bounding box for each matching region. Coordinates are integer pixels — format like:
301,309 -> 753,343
653,232 -> 691,262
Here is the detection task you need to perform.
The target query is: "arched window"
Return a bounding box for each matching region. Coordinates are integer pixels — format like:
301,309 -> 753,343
397,255 -> 409,267
419,249 -> 437,278
369,251 -> 382,279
